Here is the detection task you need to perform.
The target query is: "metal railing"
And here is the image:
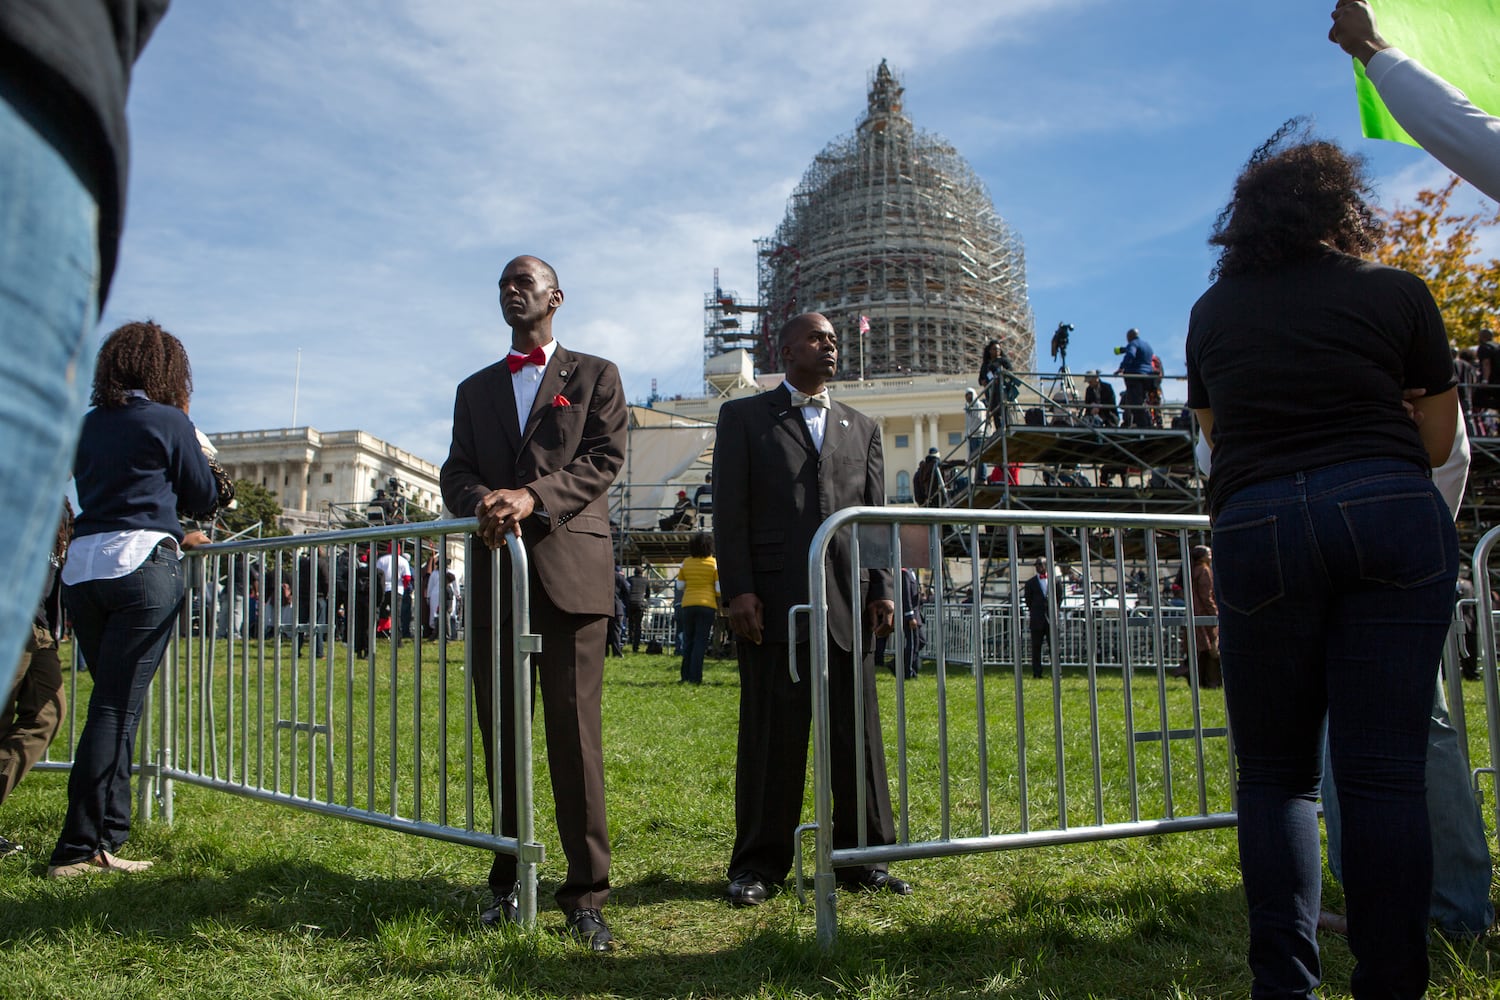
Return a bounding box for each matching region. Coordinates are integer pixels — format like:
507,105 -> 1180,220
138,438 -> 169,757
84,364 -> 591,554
803,506 -> 1229,950
40,519 -> 544,923
1464,525 -> 1500,841
802,506 -> 1500,949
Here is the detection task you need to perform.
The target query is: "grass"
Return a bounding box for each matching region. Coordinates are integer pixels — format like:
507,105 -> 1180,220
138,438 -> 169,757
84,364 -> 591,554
0,640 -> 1496,999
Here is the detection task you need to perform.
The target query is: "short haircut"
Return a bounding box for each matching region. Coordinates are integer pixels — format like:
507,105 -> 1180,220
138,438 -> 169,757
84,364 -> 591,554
689,532 -> 714,559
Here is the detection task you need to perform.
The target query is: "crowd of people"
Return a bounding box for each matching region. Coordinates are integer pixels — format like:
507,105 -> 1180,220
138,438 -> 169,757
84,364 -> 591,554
3,0 -> 1497,989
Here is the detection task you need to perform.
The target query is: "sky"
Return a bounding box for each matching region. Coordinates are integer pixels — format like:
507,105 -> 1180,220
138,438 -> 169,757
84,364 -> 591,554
102,0 -> 1491,467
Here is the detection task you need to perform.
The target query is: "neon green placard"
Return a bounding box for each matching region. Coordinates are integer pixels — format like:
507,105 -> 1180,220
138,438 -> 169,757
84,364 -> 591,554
1351,0 -> 1500,146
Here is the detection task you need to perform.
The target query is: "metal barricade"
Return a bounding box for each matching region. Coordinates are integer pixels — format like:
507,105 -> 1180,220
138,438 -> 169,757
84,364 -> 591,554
803,507 -> 1231,949
39,519 -> 544,923
1464,526 -> 1500,841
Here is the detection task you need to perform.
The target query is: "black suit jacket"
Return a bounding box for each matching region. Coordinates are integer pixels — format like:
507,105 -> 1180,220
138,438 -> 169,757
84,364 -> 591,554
440,345 -> 626,617
713,385 -> 890,651
1024,575 -> 1051,627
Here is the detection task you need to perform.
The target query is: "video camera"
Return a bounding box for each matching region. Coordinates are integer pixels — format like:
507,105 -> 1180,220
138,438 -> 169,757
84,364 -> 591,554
1050,322 -> 1074,363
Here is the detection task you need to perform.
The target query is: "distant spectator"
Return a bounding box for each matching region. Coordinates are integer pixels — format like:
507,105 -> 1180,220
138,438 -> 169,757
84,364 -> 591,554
1083,371 -> 1119,428
675,534 -> 718,685
1023,559 -> 1052,679
913,448 -> 945,507
963,388 -> 987,480
609,567 -> 629,657
1454,347 -> 1479,419
659,490 -> 694,531
627,567 -> 650,652
977,340 -> 1018,423
1169,545 -> 1220,688
1113,328 -> 1155,428
693,475 -> 714,521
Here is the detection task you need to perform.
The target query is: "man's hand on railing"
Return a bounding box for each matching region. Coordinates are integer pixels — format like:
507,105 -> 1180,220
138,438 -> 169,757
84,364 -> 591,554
475,487 -> 536,548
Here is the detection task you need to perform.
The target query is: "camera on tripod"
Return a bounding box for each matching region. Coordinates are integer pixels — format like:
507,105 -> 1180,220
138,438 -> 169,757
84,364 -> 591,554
1050,322 -> 1074,363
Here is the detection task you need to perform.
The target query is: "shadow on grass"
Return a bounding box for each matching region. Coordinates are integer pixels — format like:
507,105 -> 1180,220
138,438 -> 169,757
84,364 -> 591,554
1,858 -> 1259,998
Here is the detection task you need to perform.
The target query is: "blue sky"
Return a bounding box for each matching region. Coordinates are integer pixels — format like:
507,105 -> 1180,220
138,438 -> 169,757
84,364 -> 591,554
102,0 -> 1484,465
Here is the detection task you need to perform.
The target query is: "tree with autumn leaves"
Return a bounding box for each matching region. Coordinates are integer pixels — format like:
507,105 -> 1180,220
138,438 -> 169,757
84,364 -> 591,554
1376,176 -> 1500,345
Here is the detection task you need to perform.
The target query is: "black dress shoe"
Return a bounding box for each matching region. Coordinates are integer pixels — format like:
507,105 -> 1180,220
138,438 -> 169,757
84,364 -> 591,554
838,869 -> 912,895
565,907 -> 614,952
480,888 -> 519,927
727,875 -> 769,907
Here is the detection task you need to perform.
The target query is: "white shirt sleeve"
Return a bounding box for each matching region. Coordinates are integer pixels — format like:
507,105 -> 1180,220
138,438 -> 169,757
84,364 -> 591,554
1430,410 -> 1470,520
1366,48 -> 1500,202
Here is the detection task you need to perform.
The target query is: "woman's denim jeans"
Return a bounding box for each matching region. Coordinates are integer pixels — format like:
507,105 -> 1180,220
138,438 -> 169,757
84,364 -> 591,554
52,548 -> 184,865
1214,459 -> 1457,999
679,605 -> 715,684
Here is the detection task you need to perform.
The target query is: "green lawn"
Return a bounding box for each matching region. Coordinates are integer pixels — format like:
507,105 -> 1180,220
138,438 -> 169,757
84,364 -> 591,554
1,641 -> 1495,999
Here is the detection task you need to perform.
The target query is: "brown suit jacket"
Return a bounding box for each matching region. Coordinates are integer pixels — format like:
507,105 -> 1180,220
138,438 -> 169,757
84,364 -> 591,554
441,345 -> 626,616
713,384 -> 890,650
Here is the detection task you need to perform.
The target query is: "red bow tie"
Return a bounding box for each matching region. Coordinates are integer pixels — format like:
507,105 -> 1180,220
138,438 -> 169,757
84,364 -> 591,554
506,347 -> 546,374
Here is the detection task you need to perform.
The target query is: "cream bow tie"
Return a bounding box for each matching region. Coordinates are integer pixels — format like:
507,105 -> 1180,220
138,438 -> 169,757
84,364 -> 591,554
789,388 -> 830,409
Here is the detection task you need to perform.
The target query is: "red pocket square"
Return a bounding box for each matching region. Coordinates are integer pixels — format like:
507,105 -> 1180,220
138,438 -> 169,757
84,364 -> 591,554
552,394 -> 572,407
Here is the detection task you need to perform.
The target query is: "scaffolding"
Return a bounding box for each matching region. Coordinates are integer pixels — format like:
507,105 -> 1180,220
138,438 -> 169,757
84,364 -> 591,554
756,60 -> 1034,377
704,267 -> 763,362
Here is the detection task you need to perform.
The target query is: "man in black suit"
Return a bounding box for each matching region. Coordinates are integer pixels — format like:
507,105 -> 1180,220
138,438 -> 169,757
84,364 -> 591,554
1023,558 -> 1052,679
713,312 -> 909,907
440,255 -> 627,951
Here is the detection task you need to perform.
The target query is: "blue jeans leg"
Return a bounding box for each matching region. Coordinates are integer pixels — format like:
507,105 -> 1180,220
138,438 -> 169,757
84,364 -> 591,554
0,79 -> 102,699
1215,460 -> 1457,1000
1322,678 -> 1496,937
679,605 -> 714,684
51,551 -> 184,865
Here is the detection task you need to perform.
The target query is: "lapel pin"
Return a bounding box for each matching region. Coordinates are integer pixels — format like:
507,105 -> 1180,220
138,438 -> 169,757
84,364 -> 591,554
839,419 -> 849,427
559,369 -> 569,378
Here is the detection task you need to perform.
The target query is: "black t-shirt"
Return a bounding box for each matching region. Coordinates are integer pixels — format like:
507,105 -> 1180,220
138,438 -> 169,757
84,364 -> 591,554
1186,251 -> 1454,515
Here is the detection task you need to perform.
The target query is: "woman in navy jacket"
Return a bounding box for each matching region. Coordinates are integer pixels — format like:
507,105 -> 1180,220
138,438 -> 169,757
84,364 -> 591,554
47,322 -> 217,877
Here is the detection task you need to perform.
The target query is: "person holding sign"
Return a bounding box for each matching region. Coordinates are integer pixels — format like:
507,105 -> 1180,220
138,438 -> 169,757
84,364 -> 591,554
1329,0 -> 1500,199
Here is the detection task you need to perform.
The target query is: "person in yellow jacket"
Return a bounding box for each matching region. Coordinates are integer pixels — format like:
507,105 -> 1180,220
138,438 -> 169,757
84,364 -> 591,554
675,534 -> 719,685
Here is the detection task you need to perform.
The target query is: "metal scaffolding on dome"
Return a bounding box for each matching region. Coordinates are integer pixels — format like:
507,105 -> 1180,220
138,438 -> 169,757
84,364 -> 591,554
755,60 -> 1034,378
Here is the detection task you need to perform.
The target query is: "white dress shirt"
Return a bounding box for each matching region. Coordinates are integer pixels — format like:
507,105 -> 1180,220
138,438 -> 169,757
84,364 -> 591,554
782,380 -> 827,452
509,340 -> 559,429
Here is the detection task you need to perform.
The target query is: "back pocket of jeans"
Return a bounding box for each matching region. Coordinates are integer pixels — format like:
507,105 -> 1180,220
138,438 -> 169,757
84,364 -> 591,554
1340,492 -> 1449,588
1213,514 -> 1284,615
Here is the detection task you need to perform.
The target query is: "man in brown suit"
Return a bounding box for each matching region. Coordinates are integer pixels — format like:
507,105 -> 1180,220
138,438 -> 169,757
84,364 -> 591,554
713,312 -> 909,907
441,255 -> 626,951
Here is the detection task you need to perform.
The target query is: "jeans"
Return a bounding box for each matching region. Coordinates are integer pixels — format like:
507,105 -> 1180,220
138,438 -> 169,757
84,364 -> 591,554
1214,460 -> 1457,999
679,605 -> 715,684
51,548 -> 184,865
1322,677 -> 1495,937
0,77 -> 102,699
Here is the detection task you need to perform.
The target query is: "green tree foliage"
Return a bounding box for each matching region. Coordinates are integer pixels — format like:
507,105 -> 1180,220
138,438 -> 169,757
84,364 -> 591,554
1375,176 -> 1500,344
217,479 -> 289,538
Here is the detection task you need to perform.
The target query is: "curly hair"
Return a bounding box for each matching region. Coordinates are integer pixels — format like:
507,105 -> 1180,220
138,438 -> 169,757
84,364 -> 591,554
1209,119 -> 1383,279
91,320 -> 193,409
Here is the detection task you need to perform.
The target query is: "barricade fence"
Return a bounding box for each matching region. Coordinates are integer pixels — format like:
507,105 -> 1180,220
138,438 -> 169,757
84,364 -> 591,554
32,510 -> 1497,948
803,506 -> 1500,949
36,519 -> 545,923
1465,523 -> 1500,843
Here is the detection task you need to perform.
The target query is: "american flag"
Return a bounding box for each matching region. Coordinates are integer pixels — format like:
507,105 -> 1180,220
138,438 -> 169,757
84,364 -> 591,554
858,315 -> 870,336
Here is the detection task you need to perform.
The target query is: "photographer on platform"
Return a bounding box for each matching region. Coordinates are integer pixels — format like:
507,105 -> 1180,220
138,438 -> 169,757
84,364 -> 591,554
1113,328 -> 1156,428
